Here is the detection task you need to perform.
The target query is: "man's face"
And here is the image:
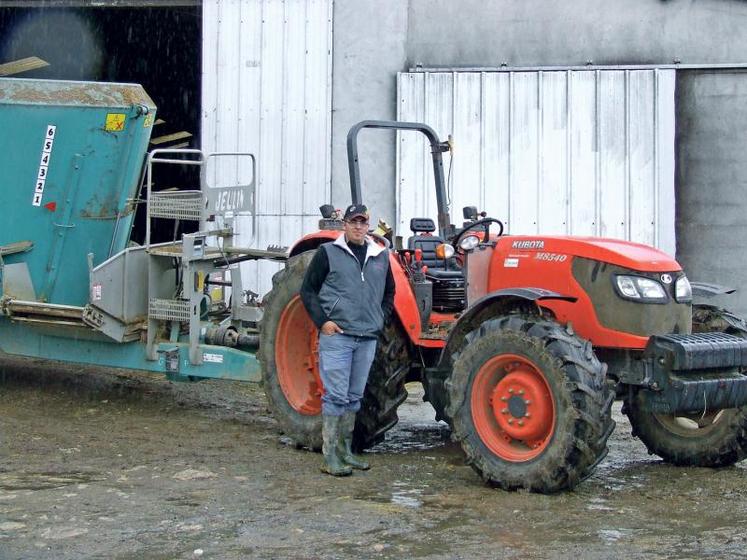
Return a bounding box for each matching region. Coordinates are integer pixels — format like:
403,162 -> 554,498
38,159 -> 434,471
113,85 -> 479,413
344,216 -> 369,244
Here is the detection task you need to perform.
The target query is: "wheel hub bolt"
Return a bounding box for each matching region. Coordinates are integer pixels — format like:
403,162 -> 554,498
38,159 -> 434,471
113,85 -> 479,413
518,420 -> 524,426
525,400 -> 531,405
501,408 -> 509,414
500,396 -> 508,402
508,388 -> 514,394
508,418 -> 514,425
518,389 -> 525,395
525,412 -> 531,418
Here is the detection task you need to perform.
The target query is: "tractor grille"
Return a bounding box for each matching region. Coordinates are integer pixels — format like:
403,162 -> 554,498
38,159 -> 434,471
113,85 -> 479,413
432,277 -> 466,311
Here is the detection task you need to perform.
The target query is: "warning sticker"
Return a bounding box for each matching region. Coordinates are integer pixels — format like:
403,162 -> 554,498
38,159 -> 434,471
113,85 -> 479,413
503,258 -> 519,268
105,113 -> 126,132
143,113 -> 155,128
203,353 -> 224,364
92,284 -> 102,301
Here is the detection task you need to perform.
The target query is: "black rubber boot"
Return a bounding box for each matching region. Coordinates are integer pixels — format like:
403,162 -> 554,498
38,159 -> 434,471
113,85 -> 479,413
338,412 -> 370,470
321,415 -> 352,476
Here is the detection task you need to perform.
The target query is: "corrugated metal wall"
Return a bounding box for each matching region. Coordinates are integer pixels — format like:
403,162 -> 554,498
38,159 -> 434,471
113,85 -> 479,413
202,0 -> 333,295
397,69 -> 676,255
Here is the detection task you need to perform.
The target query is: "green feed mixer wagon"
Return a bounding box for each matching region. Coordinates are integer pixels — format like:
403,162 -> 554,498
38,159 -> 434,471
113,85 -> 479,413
0,77 -> 284,380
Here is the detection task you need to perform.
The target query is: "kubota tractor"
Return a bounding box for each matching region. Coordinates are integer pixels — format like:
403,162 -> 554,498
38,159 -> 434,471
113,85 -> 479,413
258,121 -> 747,493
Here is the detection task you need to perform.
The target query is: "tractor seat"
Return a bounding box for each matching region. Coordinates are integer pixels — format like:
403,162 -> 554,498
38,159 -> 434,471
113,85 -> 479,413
407,218 -> 461,277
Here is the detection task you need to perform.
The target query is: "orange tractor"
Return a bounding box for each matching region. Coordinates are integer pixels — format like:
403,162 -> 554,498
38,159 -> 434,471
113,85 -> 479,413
259,121 -> 747,493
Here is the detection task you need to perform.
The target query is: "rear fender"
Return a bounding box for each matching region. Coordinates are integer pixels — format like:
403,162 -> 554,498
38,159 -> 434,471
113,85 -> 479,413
288,231 -> 338,258
437,288 -> 577,368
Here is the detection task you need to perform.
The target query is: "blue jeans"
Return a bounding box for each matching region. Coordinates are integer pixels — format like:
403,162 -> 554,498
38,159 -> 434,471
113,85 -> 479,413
318,333 -> 378,416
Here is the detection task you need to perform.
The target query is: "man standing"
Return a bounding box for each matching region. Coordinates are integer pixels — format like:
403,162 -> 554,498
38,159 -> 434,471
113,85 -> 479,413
300,204 -> 395,476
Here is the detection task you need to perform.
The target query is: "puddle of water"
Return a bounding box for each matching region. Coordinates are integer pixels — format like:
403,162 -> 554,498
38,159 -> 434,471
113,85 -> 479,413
0,472 -> 103,491
368,383 -> 451,455
597,528 -> 628,543
368,422 -> 449,454
355,480 -> 427,509
390,481 -> 424,508
586,497 -> 614,511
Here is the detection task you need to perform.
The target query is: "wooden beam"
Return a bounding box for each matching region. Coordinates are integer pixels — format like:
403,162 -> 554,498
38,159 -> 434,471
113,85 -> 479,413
0,57 -> 49,77
150,131 -> 193,146
168,142 -> 191,149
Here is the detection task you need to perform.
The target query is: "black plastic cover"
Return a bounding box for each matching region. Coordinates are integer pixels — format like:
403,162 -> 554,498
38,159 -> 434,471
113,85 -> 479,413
410,218 -> 436,233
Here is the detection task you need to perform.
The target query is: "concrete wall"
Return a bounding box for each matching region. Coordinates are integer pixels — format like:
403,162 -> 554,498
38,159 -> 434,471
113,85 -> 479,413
406,0 -> 747,68
332,0 -> 747,313
330,1 -> 407,225
332,0 -> 747,224
676,70 -> 747,315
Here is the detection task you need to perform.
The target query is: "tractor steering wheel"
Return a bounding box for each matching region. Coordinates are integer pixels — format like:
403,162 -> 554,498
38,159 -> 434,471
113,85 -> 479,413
452,218 -> 504,252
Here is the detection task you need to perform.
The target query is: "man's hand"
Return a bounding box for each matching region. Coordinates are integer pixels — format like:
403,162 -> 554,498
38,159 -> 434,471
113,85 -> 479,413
321,321 -> 343,335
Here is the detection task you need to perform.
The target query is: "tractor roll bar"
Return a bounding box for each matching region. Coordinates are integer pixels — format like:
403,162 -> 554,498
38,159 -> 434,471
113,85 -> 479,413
346,120 -> 454,240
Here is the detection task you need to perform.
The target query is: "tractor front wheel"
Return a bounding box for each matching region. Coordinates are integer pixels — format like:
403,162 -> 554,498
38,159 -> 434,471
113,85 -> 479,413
446,316 -> 614,493
623,304 -> 747,467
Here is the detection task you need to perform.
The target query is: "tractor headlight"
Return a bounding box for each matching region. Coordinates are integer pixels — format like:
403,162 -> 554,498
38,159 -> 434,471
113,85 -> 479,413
614,275 -> 668,304
459,235 -> 480,252
675,276 -> 692,303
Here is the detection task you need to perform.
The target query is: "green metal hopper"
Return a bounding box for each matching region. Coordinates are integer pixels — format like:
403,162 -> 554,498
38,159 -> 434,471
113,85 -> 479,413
0,78 -> 156,306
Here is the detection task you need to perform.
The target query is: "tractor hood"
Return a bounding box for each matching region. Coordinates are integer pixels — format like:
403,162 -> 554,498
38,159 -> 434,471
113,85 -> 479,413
502,235 -> 681,272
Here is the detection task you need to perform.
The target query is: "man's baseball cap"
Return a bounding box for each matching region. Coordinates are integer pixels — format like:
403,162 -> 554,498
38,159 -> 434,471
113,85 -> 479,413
343,204 -> 369,221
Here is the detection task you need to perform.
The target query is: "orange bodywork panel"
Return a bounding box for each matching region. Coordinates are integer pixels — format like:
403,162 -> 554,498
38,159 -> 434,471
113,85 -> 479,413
289,231 -> 682,351
486,236 -> 682,349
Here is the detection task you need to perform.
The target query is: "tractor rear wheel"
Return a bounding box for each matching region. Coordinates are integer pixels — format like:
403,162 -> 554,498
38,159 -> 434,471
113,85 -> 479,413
259,252 -> 324,449
446,315 -> 614,493
354,322 -> 411,450
259,251 -> 410,451
623,304 -> 747,467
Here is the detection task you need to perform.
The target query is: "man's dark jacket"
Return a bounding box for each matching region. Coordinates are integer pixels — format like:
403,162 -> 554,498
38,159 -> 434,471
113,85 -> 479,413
300,234 -> 395,338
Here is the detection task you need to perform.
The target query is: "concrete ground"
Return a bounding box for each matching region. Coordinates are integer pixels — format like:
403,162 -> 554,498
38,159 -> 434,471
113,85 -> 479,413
2,356 -> 747,559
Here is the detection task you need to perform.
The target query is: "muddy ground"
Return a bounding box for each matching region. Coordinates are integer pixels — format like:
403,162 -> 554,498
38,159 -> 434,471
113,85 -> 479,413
2,357 -> 747,560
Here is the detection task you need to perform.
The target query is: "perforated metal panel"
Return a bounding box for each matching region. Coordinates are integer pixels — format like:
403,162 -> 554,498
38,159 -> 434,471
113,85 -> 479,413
397,69 -> 676,255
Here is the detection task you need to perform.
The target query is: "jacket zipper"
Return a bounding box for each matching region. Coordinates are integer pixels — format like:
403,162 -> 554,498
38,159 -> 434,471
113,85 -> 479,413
328,297 -> 341,314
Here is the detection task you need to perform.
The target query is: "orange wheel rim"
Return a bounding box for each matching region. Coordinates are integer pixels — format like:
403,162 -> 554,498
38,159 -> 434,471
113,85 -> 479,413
275,295 -> 323,415
470,353 -> 555,461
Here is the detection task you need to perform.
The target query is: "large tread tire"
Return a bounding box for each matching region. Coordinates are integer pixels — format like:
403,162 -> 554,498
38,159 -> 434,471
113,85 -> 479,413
259,252 -> 323,449
623,304 -> 747,467
446,315 -> 614,493
354,322 -> 411,451
259,251 -> 411,451
422,371 -> 449,423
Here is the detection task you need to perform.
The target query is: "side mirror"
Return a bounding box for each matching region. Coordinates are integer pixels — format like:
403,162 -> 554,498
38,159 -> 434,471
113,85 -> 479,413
319,204 -> 336,219
462,206 -> 478,220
